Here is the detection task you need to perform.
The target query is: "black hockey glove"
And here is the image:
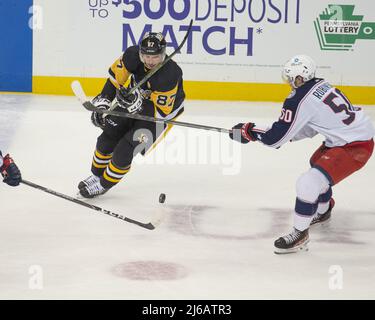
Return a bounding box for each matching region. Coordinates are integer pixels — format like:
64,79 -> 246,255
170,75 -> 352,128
0,154 -> 21,186
229,122 -> 256,144
91,95 -> 112,129
116,86 -> 143,114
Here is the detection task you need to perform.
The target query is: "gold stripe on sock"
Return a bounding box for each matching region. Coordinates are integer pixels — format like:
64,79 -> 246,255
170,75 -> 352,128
95,150 -> 113,160
103,171 -> 122,183
109,161 -> 131,174
92,160 -> 107,169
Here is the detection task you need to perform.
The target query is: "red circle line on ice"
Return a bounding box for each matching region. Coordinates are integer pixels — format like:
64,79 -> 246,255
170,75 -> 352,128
112,261 -> 189,280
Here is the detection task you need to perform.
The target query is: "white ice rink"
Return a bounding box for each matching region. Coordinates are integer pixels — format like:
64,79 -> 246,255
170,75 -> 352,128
1,93 -> 375,299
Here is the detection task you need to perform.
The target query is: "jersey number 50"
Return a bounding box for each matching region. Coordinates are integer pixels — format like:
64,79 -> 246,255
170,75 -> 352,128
323,89 -> 355,125
280,108 -> 293,123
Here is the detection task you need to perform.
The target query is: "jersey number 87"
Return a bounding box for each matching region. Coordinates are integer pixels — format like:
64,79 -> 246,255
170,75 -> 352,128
156,94 -> 176,107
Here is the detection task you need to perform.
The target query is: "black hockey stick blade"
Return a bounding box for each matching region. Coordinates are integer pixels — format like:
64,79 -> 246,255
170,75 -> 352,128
21,179 -> 161,230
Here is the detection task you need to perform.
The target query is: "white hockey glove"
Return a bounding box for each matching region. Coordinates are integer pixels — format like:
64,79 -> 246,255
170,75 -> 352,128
91,95 -> 112,128
116,86 -> 143,114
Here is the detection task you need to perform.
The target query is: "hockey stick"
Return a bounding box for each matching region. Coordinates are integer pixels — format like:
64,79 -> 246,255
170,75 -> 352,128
20,179 -> 162,230
126,19 -> 193,96
71,80 -> 231,134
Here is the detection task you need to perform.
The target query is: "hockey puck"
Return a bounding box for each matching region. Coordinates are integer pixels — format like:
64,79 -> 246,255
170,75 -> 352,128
159,193 -> 166,204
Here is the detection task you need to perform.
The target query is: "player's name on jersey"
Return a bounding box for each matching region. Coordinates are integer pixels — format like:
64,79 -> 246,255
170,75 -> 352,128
312,82 -> 332,99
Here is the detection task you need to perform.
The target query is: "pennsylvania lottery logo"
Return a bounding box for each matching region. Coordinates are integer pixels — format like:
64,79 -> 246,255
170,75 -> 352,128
314,4 -> 375,51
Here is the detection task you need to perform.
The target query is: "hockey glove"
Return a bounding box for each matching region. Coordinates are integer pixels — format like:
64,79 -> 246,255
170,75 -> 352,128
116,86 -> 143,114
229,122 -> 257,144
1,154 -> 22,186
91,95 -> 112,129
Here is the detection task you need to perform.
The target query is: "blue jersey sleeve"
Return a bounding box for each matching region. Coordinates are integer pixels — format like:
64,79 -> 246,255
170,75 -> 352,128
250,79 -> 322,148
251,102 -> 298,148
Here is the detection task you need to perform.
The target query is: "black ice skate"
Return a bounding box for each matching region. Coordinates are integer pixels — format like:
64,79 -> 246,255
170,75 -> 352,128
78,174 -> 101,190
78,179 -> 108,199
274,228 -> 309,254
310,198 -> 335,227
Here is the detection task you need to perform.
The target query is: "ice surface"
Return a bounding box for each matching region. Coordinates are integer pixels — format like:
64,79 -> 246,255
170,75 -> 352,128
0,93 -> 374,299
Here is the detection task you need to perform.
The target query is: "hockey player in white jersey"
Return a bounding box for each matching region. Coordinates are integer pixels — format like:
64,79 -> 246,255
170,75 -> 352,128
229,55 -> 374,254
0,151 -> 21,186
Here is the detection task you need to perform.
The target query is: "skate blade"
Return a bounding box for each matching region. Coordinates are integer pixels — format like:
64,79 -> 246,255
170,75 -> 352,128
75,189 -> 108,200
75,190 -> 94,200
274,240 -> 310,255
76,191 -> 87,200
310,217 -> 331,228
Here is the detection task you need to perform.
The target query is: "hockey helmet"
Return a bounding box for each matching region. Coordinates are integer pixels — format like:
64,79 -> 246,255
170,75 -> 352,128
282,55 -> 316,88
140,32 -> 166,56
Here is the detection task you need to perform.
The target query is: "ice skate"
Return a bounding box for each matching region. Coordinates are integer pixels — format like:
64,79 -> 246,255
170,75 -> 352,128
274,228 -> 309,254
78,179 -> 108,199
78,174 -> 100,190
310,198 -> 335,227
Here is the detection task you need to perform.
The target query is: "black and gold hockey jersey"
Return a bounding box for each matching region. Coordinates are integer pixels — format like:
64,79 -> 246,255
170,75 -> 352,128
105,45 -> 185,119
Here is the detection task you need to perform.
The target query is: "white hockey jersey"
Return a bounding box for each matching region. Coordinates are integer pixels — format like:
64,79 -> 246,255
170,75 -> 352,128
252,79 -> 374,148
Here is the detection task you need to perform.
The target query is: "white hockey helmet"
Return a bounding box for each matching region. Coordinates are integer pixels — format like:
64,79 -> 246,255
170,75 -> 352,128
282,55 -> 316,88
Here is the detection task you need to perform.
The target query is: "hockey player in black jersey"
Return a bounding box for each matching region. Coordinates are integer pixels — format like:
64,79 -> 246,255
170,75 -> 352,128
0,151 -> 21,186
78,32 -> 185,198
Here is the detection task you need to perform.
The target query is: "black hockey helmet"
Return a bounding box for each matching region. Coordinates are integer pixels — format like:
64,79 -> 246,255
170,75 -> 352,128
140,32 -> 166,56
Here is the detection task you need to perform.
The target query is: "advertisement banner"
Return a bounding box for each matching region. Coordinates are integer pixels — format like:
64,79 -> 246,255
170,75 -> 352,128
32,0 -> 375,102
